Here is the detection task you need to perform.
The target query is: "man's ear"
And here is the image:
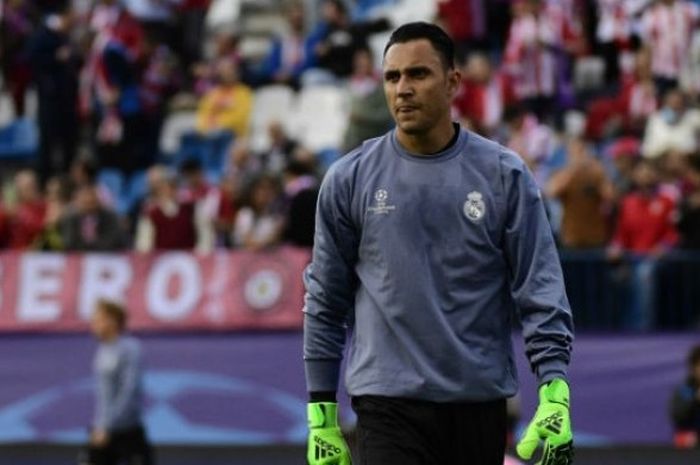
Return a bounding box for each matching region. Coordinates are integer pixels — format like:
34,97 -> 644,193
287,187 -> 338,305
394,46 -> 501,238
447,68 -> 462,98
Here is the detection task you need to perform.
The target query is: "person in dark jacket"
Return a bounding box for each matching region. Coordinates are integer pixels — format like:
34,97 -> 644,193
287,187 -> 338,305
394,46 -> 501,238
670,345 -> 700,448
26,7 -> 81,183
60,183 -> 125,251
301,0 -> 388,86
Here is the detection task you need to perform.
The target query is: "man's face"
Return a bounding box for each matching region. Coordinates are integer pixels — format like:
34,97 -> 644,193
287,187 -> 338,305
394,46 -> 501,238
90,309 -> 117,341
383,40 -> 459,137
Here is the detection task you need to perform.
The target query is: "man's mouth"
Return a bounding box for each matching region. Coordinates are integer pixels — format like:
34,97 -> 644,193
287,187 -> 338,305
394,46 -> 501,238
397,105 -> 418,113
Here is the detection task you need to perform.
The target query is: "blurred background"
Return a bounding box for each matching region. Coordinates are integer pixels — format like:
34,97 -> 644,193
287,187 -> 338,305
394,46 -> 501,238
1,0 -> 700,464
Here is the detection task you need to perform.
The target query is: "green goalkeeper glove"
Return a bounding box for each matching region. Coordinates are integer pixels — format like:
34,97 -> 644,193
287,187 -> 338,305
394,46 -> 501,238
307,402 -> 352,465
516,378 -> 574,465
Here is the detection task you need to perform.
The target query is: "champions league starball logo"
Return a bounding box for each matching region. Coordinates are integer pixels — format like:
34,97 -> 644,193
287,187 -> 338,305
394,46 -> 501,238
368,188 -> 396,215
0,371 -> 306,444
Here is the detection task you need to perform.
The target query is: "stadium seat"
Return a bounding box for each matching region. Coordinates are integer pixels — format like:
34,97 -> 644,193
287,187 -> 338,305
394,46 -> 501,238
384,0 -> 436,27
249,85 -> 296,152
176,131 -> 234,182
159,111 -> 198,158
352,0 -> 398,21
0,118 -> 39,161
205,0 -> 242,32
292,86 -> 349,153
123,170 -> 149,215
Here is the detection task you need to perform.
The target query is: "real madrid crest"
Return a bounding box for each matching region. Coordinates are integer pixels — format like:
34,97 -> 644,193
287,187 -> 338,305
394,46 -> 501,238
463,191 -> 485,222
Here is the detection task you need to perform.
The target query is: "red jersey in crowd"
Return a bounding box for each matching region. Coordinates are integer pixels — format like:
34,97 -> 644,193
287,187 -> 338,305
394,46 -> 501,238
640,0 -> 700,80
145,200 -> 197,250
7,200 -> 46,249
453,72 -> 515,132
611,190 -> 678,253
437,0 -> 486,43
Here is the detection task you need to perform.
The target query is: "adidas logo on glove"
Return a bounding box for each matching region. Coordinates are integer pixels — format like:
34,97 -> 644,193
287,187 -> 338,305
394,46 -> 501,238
314,435 -> 343,459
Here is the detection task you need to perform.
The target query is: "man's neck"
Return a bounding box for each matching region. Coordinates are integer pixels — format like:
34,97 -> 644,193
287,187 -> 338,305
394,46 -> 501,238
396,121 -> 457,155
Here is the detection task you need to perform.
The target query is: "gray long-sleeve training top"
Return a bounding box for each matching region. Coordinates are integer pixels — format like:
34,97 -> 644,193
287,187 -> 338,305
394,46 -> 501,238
93,336 -> 144,431
303,126 -> 574,402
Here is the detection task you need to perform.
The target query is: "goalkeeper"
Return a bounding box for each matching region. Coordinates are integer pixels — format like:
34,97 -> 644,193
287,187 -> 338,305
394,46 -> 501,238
303,22 -> 574,465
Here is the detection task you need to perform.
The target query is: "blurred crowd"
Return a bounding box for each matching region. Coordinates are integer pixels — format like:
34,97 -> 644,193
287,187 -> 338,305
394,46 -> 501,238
0,0 -> 699,257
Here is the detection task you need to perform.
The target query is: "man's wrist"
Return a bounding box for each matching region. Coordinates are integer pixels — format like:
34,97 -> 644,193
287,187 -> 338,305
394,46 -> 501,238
309,391 -> 337,403
307,402 -> 339,429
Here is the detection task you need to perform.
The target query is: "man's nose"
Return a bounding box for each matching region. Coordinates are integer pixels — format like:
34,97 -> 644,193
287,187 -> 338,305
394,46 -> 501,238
396,76 -> 414,97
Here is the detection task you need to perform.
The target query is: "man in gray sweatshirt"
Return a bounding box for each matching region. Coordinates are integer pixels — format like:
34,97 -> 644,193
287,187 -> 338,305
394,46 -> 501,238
303,22 -> 574,465
86,299 -> 153,465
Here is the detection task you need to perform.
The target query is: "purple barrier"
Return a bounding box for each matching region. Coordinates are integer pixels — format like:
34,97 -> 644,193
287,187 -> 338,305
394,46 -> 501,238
0,333 -> 696,445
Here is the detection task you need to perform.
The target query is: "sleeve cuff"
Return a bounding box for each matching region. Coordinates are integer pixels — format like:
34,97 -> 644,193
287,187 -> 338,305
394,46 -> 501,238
305,359 -> 342,393
536,358 -> 569,385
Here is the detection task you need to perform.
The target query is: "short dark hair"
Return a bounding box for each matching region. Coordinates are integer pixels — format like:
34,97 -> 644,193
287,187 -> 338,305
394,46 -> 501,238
96,299 -> 127,331
383,22 -> 455,69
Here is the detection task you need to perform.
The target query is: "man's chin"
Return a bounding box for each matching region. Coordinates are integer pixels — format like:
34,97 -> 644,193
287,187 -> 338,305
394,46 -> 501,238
397,121 -> 426,135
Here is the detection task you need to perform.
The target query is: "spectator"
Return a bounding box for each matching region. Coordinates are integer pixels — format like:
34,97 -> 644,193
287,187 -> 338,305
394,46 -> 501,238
641,88 -> 700,159
140,42 -> 181,167
594,0 -> 645,85
606,136 -> 641,197
608,158 -> 678,329
342,47 -> 393,151
195,57 -> 253,137
0,0 -> 34,117
134,165 -> 199,251
436,0 -> 487,60
677,155 -> 700,249
81,0 -> 146,174
233,175 -> 284,250
215,174 -> 241,248
618,49 -> 658,135
225,138 -> 261,183
191,31 -> 240,96
639,0 -> 700,96
301,0 -> 388,86
179,158 -> 221,252
5,170 -> 46,249
70,157 -> 116,209
609,159 -> 678,255
177,0 -> 211,70
681,15 -> 700,97
262,121 -> 299,173
503,105 -> 557,187
547,137 -> 614,248
122,0 -> 179,46
26,7 -> 81,184
35,175 -> 72,251
503,0 -> 583,120
258,2 -> 309,88
585,49 -> 658,140
60,183 -> 125,251
670,344 -> 700,448
283,160 -> 319,247
453,52 -> 515,136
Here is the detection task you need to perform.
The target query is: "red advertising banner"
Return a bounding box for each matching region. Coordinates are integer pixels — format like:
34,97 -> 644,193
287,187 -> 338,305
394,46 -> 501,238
0,247 -> 311,332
